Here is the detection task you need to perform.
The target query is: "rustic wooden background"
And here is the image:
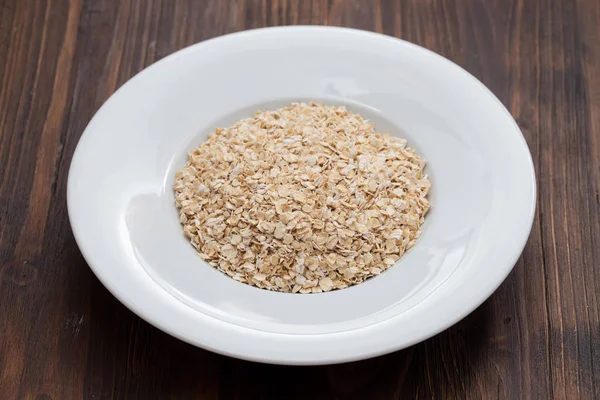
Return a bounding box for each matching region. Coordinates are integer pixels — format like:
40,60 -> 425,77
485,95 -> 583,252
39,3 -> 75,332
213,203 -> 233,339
1,0 -> 599,398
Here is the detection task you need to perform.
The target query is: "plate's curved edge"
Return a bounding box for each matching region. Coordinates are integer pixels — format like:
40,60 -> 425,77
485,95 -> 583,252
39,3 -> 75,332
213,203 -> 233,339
67,26 -> 537,365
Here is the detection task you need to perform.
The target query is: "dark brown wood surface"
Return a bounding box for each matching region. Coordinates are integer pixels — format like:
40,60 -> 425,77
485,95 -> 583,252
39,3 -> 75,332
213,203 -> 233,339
1,0 -> 599,398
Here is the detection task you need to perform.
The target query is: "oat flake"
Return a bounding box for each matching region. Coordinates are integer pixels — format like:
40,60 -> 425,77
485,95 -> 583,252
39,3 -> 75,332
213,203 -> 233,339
174,102 -> 430,293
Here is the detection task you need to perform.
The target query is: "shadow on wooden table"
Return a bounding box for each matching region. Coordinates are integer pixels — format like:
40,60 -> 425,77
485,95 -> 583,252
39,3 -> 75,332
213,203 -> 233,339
62,236 -> 492,399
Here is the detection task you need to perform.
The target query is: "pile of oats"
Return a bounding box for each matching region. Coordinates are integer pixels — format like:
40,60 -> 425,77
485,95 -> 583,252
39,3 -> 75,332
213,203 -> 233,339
174,102 -> 430,293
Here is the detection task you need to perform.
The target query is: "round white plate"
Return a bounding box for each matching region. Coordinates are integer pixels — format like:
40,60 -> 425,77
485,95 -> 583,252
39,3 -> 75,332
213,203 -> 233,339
68,26 -> 535,365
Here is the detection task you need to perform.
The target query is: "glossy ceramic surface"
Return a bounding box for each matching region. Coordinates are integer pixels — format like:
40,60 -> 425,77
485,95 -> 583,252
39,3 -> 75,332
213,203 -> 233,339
68,26 -> 536,364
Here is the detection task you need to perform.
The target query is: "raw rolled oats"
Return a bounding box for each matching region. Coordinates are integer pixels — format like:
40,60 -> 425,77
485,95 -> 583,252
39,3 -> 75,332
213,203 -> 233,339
174,102 -> 430,293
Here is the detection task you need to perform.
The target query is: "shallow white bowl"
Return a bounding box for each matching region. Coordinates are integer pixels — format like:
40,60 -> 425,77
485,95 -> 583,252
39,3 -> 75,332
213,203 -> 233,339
68,26 -> 536,365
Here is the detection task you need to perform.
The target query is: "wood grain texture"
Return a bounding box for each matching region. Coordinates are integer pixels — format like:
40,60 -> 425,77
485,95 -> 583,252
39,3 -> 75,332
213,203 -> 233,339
0,0 -> 598,398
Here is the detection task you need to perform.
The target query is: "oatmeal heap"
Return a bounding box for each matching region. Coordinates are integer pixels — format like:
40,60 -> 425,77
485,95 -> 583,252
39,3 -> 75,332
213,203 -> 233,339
174,102 -> 430,293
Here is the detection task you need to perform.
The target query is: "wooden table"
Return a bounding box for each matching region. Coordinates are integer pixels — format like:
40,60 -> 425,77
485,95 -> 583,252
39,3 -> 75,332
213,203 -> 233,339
1,0 -> 599,398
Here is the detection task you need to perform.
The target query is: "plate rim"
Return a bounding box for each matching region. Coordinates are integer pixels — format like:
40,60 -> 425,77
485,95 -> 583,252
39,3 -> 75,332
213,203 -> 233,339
67,25 -> 537,365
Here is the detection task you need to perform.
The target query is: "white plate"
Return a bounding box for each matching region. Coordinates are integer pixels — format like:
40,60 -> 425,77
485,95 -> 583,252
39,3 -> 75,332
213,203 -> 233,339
68,26 -> 536,365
